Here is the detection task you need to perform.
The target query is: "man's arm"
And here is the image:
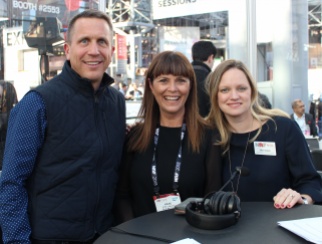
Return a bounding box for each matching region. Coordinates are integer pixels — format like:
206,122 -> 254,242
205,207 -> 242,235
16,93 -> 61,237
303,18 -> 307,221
0,92 -> 46,244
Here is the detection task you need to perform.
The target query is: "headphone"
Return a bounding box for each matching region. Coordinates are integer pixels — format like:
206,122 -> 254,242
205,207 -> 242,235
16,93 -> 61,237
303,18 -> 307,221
185,191 -> 241,230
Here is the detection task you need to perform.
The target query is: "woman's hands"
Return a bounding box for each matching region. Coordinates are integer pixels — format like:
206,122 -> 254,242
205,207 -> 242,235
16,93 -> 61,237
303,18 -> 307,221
273,188 -> 313,209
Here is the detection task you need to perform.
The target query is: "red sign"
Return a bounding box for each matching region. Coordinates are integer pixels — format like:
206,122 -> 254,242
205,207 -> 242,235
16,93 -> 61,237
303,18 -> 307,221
65,0 -> 80,11
116,34 -> 127,60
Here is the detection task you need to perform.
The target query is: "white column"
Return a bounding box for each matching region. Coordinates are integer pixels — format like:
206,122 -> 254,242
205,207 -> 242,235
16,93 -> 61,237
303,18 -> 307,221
99,0 -> 106,12
246,0 -> 257,78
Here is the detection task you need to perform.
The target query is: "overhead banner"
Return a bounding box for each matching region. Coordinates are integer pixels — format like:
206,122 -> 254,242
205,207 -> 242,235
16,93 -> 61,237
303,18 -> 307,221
152,0 -> 230,19
11,0 -> 99,26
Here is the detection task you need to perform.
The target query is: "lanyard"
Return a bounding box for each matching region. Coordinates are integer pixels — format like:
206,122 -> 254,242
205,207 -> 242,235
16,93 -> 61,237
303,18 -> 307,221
151,124 -> 186,196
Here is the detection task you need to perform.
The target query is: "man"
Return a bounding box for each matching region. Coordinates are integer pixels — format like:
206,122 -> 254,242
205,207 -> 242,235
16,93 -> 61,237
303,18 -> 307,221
119,82 -> 128,95
291,99 -> 317,137
191,41 -> 217,117
0,9 -> 125,243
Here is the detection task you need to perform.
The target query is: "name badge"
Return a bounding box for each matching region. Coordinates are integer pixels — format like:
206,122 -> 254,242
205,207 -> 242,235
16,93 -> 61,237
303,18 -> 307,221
153,193 -> 181,212
254,141 -> 276,156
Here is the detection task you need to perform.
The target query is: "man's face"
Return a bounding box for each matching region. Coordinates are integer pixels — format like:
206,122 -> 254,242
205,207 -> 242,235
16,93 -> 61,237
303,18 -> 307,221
294,101 -> 305,116
64,17 -> 115,89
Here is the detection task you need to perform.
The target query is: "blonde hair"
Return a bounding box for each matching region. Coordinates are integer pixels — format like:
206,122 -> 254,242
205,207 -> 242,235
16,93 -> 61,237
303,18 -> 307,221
128,51 -> 207,153
206,59 -> 289,153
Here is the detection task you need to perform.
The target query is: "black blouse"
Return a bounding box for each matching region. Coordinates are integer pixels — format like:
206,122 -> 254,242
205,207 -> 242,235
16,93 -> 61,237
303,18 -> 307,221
114,126 -> 222,224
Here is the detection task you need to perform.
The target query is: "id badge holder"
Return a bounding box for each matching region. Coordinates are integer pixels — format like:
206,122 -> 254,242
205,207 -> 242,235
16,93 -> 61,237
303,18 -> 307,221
153,193 -> 181,212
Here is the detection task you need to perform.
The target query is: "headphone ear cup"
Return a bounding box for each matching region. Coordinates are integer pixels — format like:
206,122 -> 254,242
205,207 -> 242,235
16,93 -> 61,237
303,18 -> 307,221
218,192 -> 232,214
203,191 -> 219,214
226,193 -> 241,213
211,191 -> 226,214
208,191 -> 241,215
217,192 -> 241,215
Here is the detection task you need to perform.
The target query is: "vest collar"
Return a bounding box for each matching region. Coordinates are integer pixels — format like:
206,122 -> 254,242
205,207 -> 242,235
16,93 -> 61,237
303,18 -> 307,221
63,61 -> 114,95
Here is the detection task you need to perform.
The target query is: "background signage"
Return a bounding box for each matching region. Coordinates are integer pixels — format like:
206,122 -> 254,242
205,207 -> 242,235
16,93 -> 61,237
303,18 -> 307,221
11,0 -> 98,26
152,0 -> 230,19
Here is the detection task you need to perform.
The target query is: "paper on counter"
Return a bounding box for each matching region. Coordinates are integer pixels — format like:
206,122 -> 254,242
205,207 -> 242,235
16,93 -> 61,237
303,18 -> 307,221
278,217 -> 322,244
171,238 -> 201,244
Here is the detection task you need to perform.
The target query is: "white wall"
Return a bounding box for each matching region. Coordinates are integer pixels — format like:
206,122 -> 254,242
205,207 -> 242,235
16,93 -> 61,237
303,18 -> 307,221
3,26 -> 40,100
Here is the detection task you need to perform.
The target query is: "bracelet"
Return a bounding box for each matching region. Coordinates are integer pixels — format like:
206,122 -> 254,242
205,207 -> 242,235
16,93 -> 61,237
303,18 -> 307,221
301,197 -> 309,205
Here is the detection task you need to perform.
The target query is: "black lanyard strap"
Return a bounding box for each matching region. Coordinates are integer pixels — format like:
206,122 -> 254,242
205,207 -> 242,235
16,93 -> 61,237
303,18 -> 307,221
151,124 -> 186,195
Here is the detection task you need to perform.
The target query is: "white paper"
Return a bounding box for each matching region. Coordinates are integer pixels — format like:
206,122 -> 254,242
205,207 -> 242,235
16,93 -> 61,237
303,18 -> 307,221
171,238 -> 201,244
278,217 -> 322,244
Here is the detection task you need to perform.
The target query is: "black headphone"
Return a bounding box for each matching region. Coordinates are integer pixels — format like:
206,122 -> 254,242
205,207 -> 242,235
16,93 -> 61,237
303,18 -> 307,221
185,191 -> 241,230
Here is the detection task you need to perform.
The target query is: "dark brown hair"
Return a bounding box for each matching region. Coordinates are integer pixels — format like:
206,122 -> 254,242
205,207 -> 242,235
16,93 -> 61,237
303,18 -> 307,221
128,51 -> 207,152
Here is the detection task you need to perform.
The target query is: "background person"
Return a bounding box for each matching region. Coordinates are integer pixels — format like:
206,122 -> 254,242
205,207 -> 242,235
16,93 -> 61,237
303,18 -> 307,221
127,82 -> 143,100
119,82 -> 132,100
291,99 -> 318,137
119,82 -> 127,95
206,59 -> 322,209
191,41 -> 217,117
258,92 -> 272,109
0,9 -> 126,243
114,51 -> 221,224
0,81 -> 18,170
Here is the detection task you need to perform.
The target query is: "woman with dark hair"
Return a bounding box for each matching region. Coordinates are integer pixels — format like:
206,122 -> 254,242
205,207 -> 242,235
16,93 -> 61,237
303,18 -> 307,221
206,59 -> 322,208
115,51 -> 221,223
0,81 -> 18,170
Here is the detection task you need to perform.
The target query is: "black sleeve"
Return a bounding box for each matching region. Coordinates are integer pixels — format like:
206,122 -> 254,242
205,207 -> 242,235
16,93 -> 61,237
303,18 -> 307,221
285,119 -> 322,203
113,132 -> 136,225
309,102 -> 316,122
204,129 -> 222,195
308,114 -> 318,137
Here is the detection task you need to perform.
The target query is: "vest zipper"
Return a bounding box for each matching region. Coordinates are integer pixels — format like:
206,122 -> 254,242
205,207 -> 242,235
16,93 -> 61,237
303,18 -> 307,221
93,94 -> 101,236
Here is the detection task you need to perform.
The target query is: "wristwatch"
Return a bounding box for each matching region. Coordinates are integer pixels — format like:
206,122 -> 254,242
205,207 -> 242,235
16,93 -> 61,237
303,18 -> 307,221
301,197 -> 309,205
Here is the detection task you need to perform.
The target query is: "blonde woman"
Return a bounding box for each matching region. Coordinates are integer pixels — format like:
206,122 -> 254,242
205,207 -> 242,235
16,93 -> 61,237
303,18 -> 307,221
206,59 -> 322,209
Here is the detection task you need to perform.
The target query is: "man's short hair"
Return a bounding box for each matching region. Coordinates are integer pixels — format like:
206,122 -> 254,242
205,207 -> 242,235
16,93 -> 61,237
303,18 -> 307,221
66,9 -> 114,43
192,41 -> 217,62
292,99 -> 302,109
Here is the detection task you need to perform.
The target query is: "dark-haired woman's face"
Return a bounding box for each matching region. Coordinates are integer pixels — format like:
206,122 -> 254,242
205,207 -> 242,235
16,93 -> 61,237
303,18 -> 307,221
150,74 -> 190,120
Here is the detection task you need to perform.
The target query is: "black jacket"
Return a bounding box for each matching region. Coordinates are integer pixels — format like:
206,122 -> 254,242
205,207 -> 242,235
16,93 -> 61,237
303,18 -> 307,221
27,61 -> 126,241
191,61 -> 211,117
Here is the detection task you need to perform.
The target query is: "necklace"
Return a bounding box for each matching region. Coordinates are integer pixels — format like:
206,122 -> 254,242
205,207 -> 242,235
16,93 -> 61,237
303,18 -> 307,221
227,117 -> 254,192
228,131 -> 251,193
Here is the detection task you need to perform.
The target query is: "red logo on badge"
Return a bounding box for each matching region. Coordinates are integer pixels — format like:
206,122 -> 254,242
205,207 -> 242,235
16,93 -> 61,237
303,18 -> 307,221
258,142 -> 264,147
